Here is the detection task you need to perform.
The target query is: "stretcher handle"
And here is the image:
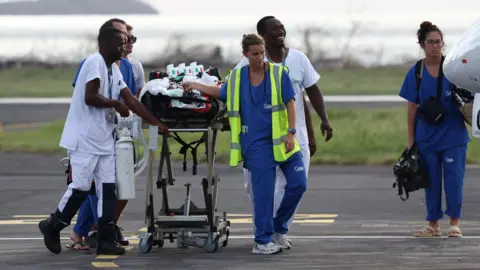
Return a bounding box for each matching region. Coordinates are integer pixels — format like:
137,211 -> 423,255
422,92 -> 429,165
168,128 -> 210,132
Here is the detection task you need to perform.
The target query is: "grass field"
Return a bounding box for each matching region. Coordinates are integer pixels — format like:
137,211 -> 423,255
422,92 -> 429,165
2,107 -> 480,165
0,66 -> 409,97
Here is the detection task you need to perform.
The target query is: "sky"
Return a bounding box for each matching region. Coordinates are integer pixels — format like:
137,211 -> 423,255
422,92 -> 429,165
144,0 -> 480,29
0,0 -> 480,65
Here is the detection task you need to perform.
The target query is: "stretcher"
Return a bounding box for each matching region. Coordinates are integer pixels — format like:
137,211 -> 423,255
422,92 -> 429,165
138,66 -> 231,253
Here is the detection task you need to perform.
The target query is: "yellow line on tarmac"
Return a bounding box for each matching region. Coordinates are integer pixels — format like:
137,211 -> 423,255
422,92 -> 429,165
0,220 -> 77,225
227,213 -> 338,218
228,218 -> 336,224
13,215 -> 51,218
91,262 -> 119,268
129,239 -> 140,245
96,255 -> 120,260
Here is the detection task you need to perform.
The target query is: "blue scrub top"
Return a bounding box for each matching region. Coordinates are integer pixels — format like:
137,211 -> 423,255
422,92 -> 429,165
219,65 -> 296,170
72,57 -> 137,96
399,63 -> 470,152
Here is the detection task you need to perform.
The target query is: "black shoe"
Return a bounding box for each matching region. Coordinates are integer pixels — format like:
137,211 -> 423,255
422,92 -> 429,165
38,218 -> 62,254
96,241 -> 126,255
115,226 -> 129,246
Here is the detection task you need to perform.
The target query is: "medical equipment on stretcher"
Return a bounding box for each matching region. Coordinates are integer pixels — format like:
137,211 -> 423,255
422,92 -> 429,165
136,63 -> 231,253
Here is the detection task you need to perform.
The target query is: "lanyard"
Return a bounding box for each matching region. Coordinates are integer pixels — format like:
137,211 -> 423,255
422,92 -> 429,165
107,68 -> 113,99
266,47 -> 286,66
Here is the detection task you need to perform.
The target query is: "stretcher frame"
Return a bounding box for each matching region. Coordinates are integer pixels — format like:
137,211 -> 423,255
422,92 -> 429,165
139,117 -> 231,253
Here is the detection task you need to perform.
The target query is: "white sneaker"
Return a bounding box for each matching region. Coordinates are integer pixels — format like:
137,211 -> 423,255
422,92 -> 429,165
272,232 -> 292,249
252,242 -> 282,255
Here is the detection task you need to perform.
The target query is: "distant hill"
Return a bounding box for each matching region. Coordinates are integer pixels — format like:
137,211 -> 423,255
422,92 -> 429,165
0,0 -> 159,15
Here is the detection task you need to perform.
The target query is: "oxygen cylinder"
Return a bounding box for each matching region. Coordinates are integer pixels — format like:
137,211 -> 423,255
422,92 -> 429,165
115,127 -> 136,200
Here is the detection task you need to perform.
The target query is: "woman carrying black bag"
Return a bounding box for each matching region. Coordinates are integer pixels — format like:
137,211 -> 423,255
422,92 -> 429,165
398,21 -> 470,238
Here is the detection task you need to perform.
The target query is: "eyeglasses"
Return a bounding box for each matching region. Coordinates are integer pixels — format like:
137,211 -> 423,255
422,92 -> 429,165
426,39 -> 443,45
128,35 -> 137,44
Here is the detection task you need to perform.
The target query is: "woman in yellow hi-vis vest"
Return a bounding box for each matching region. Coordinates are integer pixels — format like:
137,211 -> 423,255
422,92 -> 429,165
182,34 -> 307,255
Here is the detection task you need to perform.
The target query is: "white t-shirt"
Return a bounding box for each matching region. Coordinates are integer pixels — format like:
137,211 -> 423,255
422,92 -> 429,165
233,48 -> 320,146
59,52 -> 127,155
129,58 -> 145,90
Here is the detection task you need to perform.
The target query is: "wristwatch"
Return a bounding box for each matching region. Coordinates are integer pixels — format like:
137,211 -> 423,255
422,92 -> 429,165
288,128 -> 296,135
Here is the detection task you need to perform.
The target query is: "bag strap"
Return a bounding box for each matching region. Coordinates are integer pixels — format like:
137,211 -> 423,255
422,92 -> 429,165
435,56 -> 445,100
415,56 -> 446,100
171,132 -> 206,175
415,59 -> 424,96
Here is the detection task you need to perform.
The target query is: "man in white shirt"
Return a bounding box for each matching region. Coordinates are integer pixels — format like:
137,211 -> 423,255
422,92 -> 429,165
234,15 -> 333,249
38,27 -> 168,256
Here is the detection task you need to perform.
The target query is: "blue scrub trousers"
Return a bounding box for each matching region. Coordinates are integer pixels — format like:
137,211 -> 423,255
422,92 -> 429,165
420,143 -> 467,221
250,152 -> 307,245
74,194 -> 99,237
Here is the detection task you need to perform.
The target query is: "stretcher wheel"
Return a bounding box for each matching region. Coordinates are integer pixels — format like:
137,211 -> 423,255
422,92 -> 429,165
139,232 -> 153,254
205,240 -> 219,253
157,237 -> 164,248
222,228 -> 230,247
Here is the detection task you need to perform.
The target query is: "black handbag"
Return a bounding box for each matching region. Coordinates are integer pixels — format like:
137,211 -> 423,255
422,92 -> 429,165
392,143 -> 430,201
416,57 -> 448,125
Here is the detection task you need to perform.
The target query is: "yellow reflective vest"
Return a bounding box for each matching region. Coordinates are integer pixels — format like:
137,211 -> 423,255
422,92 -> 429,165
226,63 -> 301,167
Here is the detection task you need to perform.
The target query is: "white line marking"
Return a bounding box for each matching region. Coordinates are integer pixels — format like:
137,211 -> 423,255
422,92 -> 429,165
2,235 -> 480,241
0,96 -> 405,105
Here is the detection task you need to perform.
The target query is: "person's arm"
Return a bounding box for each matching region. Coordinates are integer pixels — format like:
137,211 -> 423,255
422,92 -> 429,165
281,69 -> 297,152
84,59 -> 120,109
120,88 -> 164,127
407,102 -> 417,148
183,81 -> 221,98
398,68 -> 418,148
286,98 -> 296,130
301,53 -> 333,141
303,95 -> 314,135
303,94 -> 316,156
85,78 -> 121,108
305,84 -> 329,124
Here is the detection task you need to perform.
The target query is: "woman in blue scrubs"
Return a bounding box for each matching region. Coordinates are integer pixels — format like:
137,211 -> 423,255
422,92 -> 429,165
182,34 -> 307,254
399,21 -> 470,238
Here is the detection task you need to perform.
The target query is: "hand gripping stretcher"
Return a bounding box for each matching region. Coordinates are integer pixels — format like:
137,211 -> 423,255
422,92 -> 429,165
137,66 -> 232,253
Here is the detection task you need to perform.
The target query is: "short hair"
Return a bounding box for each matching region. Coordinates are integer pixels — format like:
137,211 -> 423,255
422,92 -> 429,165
256,16 -> 275,36
126,24 -> 133,31
99,18 -> 126,32
241,33 -> 265,52
97,27 -> 124,46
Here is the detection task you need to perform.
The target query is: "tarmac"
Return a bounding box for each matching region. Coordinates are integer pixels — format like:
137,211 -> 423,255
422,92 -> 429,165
1,152 -> 480,269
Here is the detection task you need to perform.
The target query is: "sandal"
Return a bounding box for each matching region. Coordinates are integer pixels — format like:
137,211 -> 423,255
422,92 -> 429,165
66,241 -> 90,250
414,225 -> 441,237
447,226 -> 462,237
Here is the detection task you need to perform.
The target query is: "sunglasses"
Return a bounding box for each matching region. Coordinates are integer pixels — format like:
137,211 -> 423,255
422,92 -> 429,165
128,35 -> 137,43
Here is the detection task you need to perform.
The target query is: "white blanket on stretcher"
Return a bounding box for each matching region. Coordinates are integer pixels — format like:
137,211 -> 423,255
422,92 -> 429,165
139,72 -> 219,109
